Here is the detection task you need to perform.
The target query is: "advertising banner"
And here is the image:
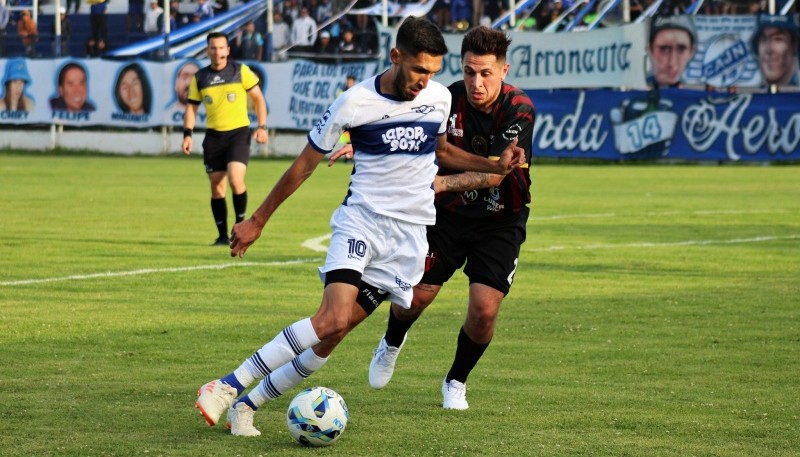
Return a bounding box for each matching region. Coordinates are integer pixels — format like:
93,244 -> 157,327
530,88 -> 800,162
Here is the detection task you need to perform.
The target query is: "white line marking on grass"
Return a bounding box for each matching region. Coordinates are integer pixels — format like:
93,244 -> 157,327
302,234 -> 333,252
525,235 -> 800,252
0,259 -> 321,287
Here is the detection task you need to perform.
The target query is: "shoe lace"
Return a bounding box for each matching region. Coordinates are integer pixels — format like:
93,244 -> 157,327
236,404 -> 255,428
447,381 -> 466,399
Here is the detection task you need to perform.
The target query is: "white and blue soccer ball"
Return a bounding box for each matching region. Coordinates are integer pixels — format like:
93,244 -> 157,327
286,386 -> 349,446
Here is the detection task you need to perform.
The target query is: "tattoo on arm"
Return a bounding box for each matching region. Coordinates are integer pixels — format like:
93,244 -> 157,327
440,172 -> 492,193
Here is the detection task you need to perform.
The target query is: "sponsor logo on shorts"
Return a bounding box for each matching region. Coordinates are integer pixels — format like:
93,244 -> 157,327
395,276 -> 411,291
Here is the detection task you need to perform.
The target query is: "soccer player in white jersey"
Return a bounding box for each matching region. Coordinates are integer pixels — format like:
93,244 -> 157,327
194,16 -> 526,437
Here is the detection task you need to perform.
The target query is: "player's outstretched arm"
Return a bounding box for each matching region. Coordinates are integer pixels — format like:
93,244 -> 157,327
435,136 -> 524,175
231,144 -> 324,258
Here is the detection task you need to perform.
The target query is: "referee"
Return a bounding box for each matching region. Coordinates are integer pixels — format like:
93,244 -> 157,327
182,32 -> 268,246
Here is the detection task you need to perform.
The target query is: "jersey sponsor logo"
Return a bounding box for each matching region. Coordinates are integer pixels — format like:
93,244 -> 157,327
448,113 -> 463,137
412,105 -> 434,114
204,95 -> 213,104
314,110 -> 332,134
502,123 -> 521,141
381,126 -> 428,152
484,187 -> 505,212
395,276 -> 411,292
210,75 -> 225,86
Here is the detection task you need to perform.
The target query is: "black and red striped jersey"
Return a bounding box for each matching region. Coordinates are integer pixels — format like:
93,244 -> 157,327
436,81 -> 535,220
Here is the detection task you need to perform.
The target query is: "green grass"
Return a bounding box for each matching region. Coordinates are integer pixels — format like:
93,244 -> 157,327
1,152 -> 798,456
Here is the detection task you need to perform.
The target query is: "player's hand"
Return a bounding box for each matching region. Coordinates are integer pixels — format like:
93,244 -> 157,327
496,138 -> 525,174
433,175 -> 445,193
230,218 -> 264,258
327,143 -> 353,167
253,128 -> 268,144
182,137 -> 192,155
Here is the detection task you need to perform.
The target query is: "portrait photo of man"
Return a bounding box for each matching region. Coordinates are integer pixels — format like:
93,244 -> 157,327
751,14 -> 799,87
166,59 -> 199,112
647,15 -> 698,88
49,62 -> 96,113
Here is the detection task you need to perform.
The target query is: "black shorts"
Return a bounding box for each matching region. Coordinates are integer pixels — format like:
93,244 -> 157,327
202,126 -> 251,173
421,207 -> 529,295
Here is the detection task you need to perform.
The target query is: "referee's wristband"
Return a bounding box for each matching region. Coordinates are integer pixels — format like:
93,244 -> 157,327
257,125 -> 267,131
183,128 -> 193,138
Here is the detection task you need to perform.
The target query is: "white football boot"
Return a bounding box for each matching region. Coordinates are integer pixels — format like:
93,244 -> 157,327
196,379 -> 237,426
368,334 -> 407,389
226,402 -> 261,437
441,378 -> 469,410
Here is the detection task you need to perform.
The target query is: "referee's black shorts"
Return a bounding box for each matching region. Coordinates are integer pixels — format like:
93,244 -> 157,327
421,207 -> 529,295
202,126 -> 251,173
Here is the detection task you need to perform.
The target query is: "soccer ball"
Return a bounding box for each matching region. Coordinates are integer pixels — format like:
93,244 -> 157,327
286,386 -> 349,446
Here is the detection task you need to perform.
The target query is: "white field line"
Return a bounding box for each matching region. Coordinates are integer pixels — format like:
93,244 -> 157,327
3,209 -> 795,287
0,259 -> 321,287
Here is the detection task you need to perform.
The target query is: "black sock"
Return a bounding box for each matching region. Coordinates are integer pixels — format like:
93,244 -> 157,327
210,197 -> 228,239
384,306 -> 418,348
232,191 -> 247,223
446,327 -> 490,384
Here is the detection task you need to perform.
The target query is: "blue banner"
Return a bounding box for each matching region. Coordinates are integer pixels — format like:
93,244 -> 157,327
528,88 -> 800,162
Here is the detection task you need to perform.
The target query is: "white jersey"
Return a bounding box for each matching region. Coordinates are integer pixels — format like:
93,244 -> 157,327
308,74 -> 451,226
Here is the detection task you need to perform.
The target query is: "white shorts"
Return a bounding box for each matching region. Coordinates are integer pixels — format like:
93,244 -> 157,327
318,204 -> 427,309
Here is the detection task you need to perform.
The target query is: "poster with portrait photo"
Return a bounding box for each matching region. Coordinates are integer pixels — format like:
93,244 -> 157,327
165,59 -> 204,127
683,15 -> 762,88
50,60 -> 97,123
111,62 -> 154,124
751,14 -> 800,88
0,58 -> 37,123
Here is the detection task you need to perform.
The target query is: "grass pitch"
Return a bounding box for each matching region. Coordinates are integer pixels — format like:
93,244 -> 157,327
0,152 -> 798,456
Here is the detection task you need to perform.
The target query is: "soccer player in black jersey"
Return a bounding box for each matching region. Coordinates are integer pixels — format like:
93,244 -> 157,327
182,32 -> 268,246
368,26 -> 535,410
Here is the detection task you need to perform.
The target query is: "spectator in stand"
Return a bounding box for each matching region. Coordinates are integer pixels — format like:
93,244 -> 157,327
338,28 -> 359,54
352,13 -> 377,54
315,0 -> 332,25
144,0 -> 164,37
129,0 -> 145,32
88,0 -> 109,58
0,0 -> 9,58
432,0 -> 452,32
280,0 -> 300,27
17,9 -> 37,57
214,0 -> 230,15
53,7 -> 72,57
270,11 -> 291,59
67,0 -> 81,15
196,0 -> 214,21
313,29 -> 335,54
236,21 -> 264,61
451,0 -> 472,31
291,7 -> 317,52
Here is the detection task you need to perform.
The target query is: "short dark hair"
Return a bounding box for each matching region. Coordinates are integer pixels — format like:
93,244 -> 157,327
461,26 -> 511,60
207,32 -> 229,45
58,62 -> 86,87
396,16 -> 447,57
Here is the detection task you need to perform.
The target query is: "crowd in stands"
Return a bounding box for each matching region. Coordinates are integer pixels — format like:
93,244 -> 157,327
0,0 -> 797,60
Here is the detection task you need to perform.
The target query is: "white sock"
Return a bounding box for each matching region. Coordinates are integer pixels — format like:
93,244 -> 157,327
247,348 -> 329,407
233,318 -> 320,387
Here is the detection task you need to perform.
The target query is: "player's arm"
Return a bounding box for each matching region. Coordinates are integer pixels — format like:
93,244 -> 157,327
181,102 -> 199,155
247,84 -> 269,144
434,134 -> 524,176
230,143 -> 324,258
433,142 -> 505,193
